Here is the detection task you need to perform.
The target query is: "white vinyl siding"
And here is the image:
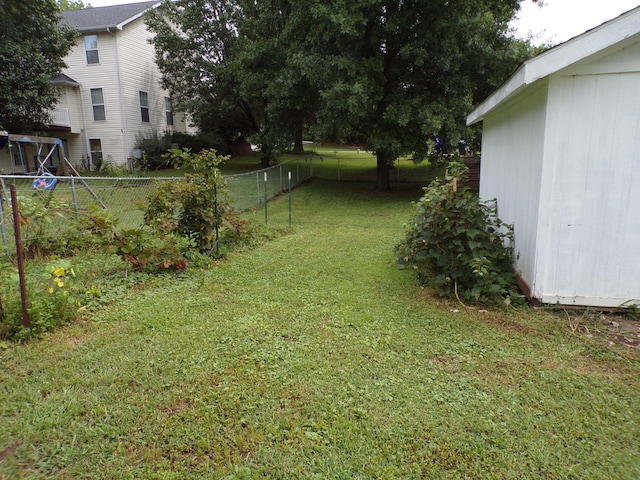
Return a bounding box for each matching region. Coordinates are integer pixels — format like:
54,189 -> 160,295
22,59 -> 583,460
538,69 -> 640,306
478,82 -> 548,291
55,8 -> 191,167
117,19 -> 183,155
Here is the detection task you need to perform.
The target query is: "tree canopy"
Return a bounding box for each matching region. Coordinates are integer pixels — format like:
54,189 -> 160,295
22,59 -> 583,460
148,0 -> 537,184
147,0 -> 315,165
57,0 -> 88,11
302,0 -> 537,189
0,0 -> 77,133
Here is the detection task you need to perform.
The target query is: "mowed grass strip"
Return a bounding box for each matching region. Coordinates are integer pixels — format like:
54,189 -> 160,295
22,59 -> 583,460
1,180 -> 638,479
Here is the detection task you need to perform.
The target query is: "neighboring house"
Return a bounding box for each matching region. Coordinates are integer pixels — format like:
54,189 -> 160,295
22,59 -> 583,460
0,1 -> 190,174
466,6 -> 640,308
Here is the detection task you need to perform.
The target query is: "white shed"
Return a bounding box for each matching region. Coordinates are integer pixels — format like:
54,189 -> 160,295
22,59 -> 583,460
467,7 -> 640,308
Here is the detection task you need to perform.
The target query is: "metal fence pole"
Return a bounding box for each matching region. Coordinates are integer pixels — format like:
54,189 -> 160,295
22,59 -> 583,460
9,184 -> 30,327
264,172 -> 268,224
256,171 -> 261,205
70,177 -> 80,218
288,171 -> 292,228
0,186 -> 9,256
214,182 -> 220,256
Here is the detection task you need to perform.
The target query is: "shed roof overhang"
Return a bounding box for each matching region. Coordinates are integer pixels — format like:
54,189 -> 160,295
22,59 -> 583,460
466,5 -> 640,126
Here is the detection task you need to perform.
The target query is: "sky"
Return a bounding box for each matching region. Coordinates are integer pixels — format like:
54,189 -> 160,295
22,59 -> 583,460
85,0 -> 640,47
510,0 -> 640,45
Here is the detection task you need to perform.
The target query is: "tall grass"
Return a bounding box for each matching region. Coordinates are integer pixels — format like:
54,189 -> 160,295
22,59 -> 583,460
0,180 -> 638,479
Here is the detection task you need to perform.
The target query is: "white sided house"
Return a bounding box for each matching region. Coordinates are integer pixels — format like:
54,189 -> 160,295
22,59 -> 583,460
0,1 -> 190,174
467,7 -> 640,308
59,1 -> 194,168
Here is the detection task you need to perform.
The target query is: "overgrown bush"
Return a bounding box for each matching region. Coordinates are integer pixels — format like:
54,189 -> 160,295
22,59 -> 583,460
133,131 -> 229,171
170,131 -> 229,157
16,193 -> 74,258
395,162 -> 523,305
73,205 -> 192,272
145,148 -> 251,254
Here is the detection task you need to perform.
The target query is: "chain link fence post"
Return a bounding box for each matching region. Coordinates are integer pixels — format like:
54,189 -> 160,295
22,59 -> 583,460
9,184 -> 30,327
0,179 -> 9,256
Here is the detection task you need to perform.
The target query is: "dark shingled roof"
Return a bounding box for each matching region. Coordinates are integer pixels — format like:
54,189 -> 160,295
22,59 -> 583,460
52,73 -> 81,87
61,1 -> 159,33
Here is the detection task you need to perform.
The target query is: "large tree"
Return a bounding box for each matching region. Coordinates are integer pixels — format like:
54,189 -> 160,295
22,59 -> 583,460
148,0 -> 536,178
147,0 -> 287,163
0,0 -> 77,133
301,0 -> 537,190
147,0 -> 313,165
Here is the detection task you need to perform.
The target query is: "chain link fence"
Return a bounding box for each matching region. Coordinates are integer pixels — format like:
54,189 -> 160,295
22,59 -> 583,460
0,159 -> 313,257
224,159 -> 312,210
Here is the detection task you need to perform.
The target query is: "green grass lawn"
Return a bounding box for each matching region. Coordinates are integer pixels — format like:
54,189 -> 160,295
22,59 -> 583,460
1,180 -> 638,479
221,144 -> 438,184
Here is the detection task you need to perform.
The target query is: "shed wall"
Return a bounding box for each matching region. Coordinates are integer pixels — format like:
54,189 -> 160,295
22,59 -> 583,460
537,69 -> 640,306
479,82 -> 548,292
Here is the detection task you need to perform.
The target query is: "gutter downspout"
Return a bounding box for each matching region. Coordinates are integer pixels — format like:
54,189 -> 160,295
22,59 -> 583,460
109,27 -> 131,164
78,85 -> 91,168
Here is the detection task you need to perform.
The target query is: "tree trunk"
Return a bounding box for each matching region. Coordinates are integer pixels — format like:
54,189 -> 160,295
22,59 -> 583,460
374,151 -> 392,191
292,126 -> 304,154
260,147 -> 274,167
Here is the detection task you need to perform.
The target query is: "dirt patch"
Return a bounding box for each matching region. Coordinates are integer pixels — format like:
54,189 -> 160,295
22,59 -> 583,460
161,400 -> 192,417
0,442 -> 19,462
476,309 -> 542,336
428,354 -> 462,373
552,309 -> 640,361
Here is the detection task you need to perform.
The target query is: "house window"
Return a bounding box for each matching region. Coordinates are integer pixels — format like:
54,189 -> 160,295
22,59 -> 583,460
84,35 -> 99,64
89,139 -> 103,168
139,91 -> 150,123
11,143 -> 24,168
165,97 -> 174,126
90,88 -> 106,121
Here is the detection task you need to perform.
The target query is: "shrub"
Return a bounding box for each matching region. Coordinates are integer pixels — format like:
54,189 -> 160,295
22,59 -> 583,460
15,193 -> 75,259
145,148 -> 251,254
170,131 -> 229,157
0,260 -> 83,341
133,130 -> 173,170
108,229 -> 191,272
395,161 -> 523,305
133,131 -> 230,171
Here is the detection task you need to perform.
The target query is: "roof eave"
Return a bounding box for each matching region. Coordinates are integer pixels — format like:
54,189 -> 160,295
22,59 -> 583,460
116,2 -> 161,30
75,25 -> 122,34
53,80 -> 81,88
466,67 -> 528,125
